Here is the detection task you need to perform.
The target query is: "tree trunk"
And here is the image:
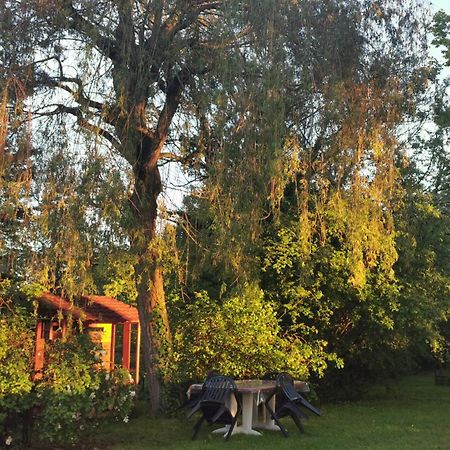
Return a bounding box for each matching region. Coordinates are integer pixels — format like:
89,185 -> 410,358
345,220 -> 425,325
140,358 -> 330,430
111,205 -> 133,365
130,140 -> 171,415
135,254 -> 169,415
125,70 -> 186,413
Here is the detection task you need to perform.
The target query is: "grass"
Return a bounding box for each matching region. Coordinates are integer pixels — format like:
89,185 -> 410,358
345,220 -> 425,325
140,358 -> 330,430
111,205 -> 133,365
86,374 -> 450,449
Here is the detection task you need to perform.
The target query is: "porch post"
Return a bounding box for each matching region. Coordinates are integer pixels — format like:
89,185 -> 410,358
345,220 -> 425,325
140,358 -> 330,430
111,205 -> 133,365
34,321 -> 45,373
122,322 -> 131,371
110,323 -> 116,372
135,323 -> 141,384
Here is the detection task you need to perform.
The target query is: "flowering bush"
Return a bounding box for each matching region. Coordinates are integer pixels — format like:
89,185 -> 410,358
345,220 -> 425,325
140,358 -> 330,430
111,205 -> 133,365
34,336 -> 136,445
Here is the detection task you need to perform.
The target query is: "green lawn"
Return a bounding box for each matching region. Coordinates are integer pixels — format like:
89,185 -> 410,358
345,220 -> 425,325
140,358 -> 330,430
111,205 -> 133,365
89,374 -> 450,449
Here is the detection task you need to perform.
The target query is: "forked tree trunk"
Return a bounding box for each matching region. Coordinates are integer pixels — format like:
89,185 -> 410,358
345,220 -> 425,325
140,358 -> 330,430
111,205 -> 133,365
124,71 -> 186,414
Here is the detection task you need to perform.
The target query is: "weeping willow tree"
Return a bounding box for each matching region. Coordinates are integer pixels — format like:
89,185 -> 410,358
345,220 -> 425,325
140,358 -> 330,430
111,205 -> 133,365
261,1 -> 434,386
0,8 -> 37,281
180,0 -> 429,286
0,0 -> 311,413
175,0 -> 432,385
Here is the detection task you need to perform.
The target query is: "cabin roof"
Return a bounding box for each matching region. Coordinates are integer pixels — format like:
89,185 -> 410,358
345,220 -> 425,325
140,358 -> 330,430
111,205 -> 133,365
39,292 -> 97,321
37,293 -> 139,324
81,295 -> 139,324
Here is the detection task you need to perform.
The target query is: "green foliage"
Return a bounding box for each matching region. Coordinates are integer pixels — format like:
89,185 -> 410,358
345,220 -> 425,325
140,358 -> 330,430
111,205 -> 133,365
0,304 -> 34,434
395,190 -> 450,364
0,294 -> 135,447
35,337 -> 136,445
94,251 -> 138,305
260,190 -> 405,391
29,148 -> 134,300
432,10 -> 450,66
167,284 -> 339,385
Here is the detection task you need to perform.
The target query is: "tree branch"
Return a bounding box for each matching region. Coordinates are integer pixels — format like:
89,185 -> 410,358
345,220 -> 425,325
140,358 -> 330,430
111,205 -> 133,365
77,118 -> 122,151
147,68 -> 192,166
64,1 -> 119,62
159,148 -> 202,164
39,104 -> 122,151
163,2 -> 223,39
36,70 -> 121,127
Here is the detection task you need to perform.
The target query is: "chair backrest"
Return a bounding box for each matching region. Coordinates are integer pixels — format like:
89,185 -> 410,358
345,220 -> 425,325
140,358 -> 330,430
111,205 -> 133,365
202,375 -> 236,404
206,370 -> 220,379
276,372 -> 302,401
198,370 -> 220,395
262,371 -> 279,380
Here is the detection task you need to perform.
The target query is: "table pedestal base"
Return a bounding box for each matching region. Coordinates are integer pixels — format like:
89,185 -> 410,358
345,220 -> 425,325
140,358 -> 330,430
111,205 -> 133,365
252,394 -> 283,432
212,425 -> 262,436
255,422 -> 281,431
212,392 -> 263,436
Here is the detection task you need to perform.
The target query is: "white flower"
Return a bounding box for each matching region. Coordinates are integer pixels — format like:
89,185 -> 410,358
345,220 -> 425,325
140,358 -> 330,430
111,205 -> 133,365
5,436 -> 12,446
105,373 -> 110,381
129,391 -> 136,398
123,416 -> 129,423
36,392 -> 42,398
56,424 -> 61,430
89,392 -> 96,400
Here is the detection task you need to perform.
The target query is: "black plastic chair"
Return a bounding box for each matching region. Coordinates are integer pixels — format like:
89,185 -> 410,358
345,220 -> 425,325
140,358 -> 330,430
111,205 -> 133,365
264,372 -> 321,437
178,371 -> 220,411
187,375 -> 241,440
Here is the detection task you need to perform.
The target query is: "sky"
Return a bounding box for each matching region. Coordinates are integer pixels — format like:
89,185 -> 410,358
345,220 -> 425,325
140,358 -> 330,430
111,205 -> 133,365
432,0 -> 450,13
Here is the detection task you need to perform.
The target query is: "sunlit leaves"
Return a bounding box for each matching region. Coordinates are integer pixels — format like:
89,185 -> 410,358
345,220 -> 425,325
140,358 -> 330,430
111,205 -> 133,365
168,284 -> 341,382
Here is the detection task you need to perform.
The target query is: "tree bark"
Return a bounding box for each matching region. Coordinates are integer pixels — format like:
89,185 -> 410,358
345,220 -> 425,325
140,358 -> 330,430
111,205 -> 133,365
130,132 -> 171,415
121,66 -> 186,414
135,251 -> 168,415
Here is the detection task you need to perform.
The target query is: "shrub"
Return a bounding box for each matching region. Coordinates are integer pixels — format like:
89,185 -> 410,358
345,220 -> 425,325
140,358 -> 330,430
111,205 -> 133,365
0,298 -> 136,447
167,284 -> 340,386
34,335 -> 136,445
0,305 -> 35,448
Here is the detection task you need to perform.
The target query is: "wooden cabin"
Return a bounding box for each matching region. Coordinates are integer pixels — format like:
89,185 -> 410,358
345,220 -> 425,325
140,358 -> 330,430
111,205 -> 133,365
34,293 -> 141,383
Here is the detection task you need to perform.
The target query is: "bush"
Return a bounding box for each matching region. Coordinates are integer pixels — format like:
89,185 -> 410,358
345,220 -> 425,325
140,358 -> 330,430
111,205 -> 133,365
167,284 -> 340,386
0,305 -> 35,448
0,300 -> 136,448
33,335 -> 136,445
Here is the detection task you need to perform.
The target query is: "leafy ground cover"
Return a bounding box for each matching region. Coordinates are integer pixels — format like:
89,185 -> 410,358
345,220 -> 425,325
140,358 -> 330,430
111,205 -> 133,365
78,374 -> 450,450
